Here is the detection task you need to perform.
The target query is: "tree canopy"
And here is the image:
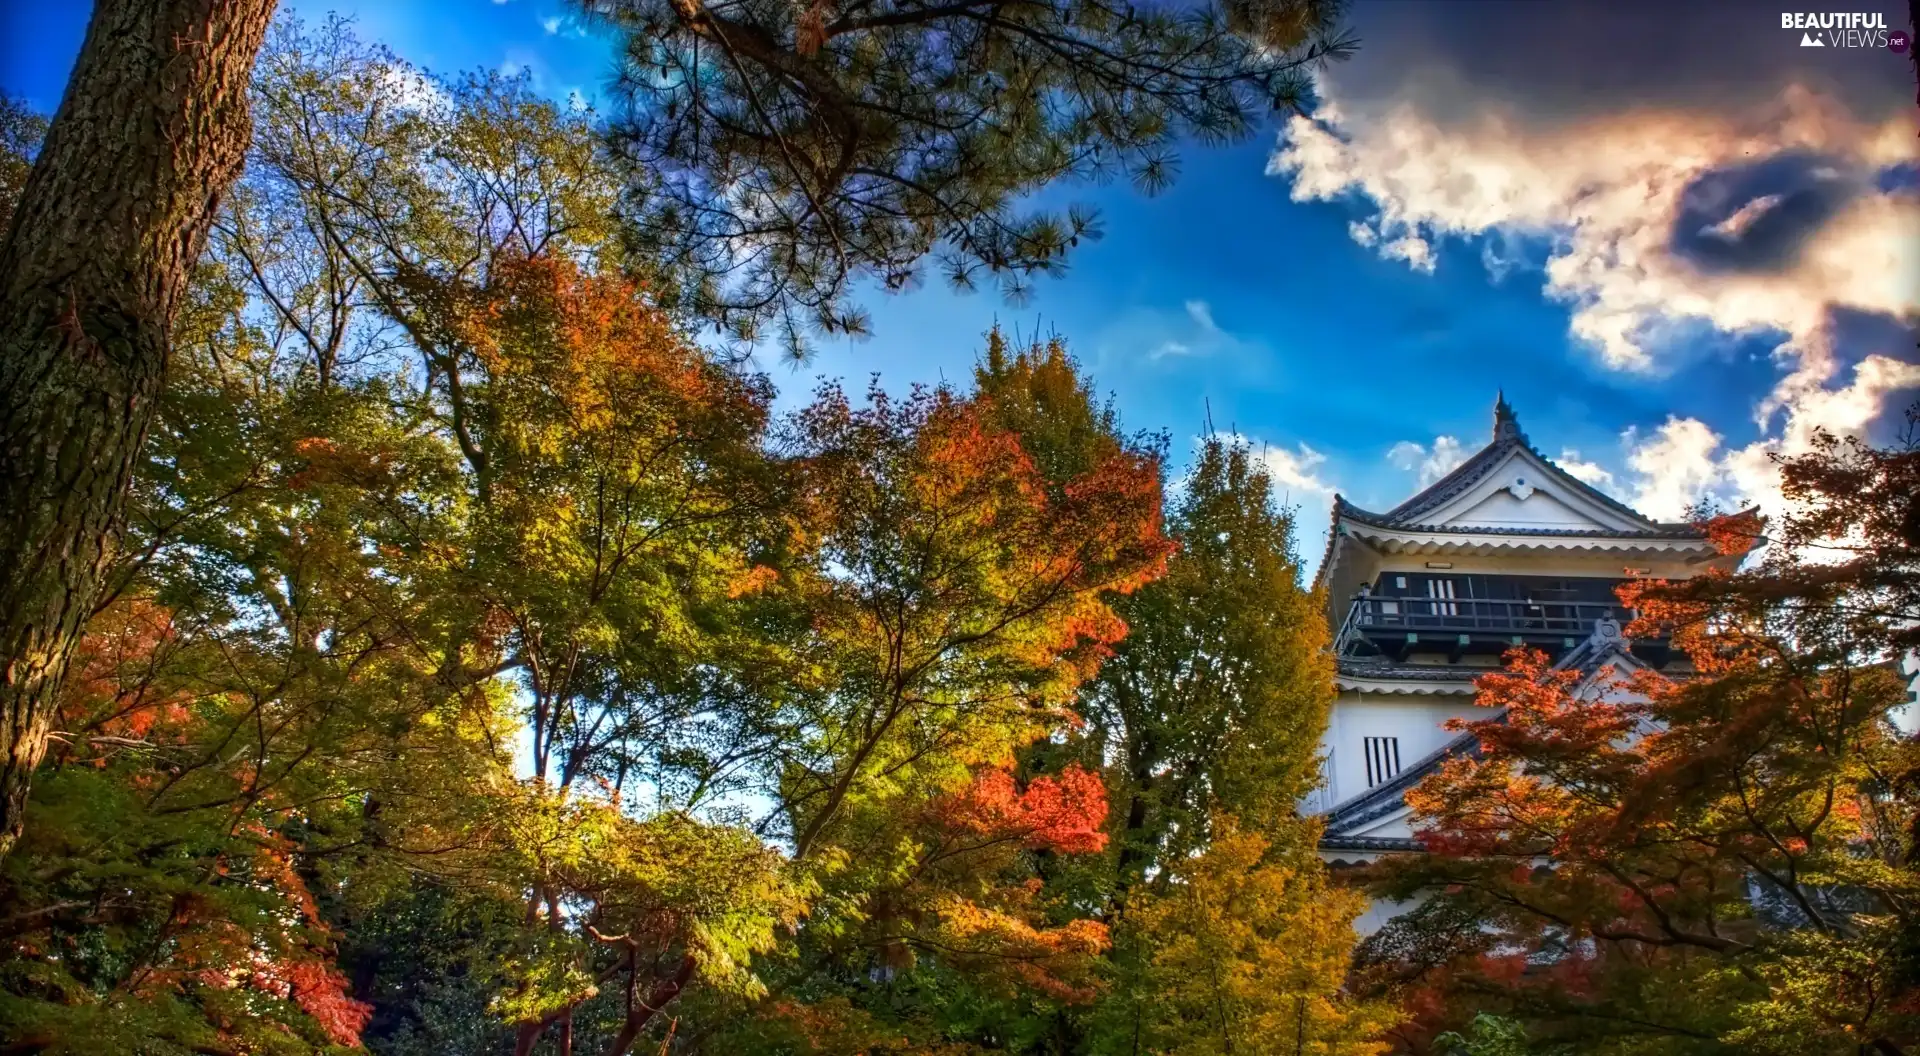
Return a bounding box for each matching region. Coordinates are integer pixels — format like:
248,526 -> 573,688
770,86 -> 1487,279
0,23 -> 1370,1053
589,0 -> 1355,354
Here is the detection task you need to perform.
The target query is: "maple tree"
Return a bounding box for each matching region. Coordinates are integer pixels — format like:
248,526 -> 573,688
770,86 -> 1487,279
763,369 -> 1173,865
0,27 -> 783,1054
0,15 -> 1397,1056
1359,412 -> 1920,1055
665,335 -> 1170,1054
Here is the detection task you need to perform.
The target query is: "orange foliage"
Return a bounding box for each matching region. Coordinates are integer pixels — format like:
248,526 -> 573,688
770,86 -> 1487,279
938,765 -> 1110,854
435,253 -> 729,428
933,896 -> 1110,1003
727,564 -> 780,599
53,598 -> 196,762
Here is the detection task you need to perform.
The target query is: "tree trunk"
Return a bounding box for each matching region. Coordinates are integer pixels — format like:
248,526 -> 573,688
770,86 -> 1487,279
0,0 -> 277,860
604,954 -> 695,1056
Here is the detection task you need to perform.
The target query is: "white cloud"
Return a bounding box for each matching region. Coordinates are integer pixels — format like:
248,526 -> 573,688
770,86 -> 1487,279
1114,298 -> 1255,365
542,16 -> 564,33
1270,75 -> 1920,545
1387,435 -> 1467,487
1554,449 -> 1620,495
1623,417 -> 1725,521
1259,441 -> 1337,497
1185,299 -> 1220,334
1600,351 -> 1920,528
1382,233 -> 1435,273
1273,85 -> 1917,373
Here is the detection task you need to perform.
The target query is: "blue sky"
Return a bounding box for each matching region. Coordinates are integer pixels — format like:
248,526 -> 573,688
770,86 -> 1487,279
5,0 -> 1916,573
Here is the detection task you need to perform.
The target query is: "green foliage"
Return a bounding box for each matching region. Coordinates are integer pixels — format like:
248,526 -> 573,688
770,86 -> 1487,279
1,13 -> 1395,1056
0,91 -> 45,231
1434,1014 -> 1537,1056
1088,436 -> 1335,889
590,0 -> 1356,355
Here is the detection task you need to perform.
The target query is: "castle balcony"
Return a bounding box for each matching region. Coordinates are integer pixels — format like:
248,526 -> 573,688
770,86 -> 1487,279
1334,592 -> 1670,666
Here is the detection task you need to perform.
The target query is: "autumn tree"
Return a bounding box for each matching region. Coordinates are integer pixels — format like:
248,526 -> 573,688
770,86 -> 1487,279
0,0 -> 280,862
1,23 -> 791,1055
1361,412 -> 1920,1054
587,0 -> 1356,354
0,14 -> 1399,1054
1115,816 -> 1398,1055
1061,434 -> 1390,1054
0,150 -> 499,1053
763,371 -> 1173,865
657,334 -> 1173,1054
1083,436 -> 1336,897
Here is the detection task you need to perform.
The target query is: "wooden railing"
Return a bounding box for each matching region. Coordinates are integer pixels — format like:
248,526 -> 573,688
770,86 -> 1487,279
1344,596 -> 1627,637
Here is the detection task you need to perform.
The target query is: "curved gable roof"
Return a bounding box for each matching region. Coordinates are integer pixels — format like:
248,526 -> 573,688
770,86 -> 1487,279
1371,394 -> 1685,532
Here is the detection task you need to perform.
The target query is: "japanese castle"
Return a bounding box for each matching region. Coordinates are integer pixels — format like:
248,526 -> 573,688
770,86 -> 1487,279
1306,395 -> 1755,933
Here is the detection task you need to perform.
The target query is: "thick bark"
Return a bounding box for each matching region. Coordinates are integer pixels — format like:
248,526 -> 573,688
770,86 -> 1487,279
0,0 -> 277,859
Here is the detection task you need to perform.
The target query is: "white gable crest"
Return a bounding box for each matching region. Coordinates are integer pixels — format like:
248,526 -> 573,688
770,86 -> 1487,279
1418,447 -> 1651,533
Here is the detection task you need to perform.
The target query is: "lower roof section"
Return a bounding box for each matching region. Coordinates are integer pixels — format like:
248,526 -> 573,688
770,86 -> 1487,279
1334,657 -> 1480,695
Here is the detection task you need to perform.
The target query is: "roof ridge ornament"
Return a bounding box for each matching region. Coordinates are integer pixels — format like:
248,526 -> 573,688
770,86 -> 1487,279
1493,389 -> 1525,443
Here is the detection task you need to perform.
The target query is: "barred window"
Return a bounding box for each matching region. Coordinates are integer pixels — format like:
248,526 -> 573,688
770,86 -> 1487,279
1364,737 -> 1402,787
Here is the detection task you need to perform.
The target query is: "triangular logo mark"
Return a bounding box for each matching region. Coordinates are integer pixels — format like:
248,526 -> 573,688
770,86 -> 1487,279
1800,31 -> 1824,46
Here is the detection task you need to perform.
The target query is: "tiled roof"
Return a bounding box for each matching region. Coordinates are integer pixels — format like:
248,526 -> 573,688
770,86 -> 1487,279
1320,727 -> 1487,839
1311,395 -> 1721,595
1374,397 -> 1678,531
1335,496 -> 1708,540
1335,658 -> 1483,682
1321,836 -> 1421,854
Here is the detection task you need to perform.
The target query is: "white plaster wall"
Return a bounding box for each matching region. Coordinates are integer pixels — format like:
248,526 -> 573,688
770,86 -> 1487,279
1352,890 -> 1428,937
1322,691 -> 1484,807
1448,489 -> 1603,530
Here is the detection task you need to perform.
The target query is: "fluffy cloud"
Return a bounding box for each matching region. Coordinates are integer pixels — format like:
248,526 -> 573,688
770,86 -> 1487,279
1554,449 -> 1619,495
1259,441 -> 1337,498
1268,1 -> 1919,539
1272,87 -> 1916,373
1387,435 -> 1467,487
1618,354 -> 1920,522
1622,418 -> 1726,521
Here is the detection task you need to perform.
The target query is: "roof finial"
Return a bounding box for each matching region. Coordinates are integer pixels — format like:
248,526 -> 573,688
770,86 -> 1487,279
1493,389 -> 1524,443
